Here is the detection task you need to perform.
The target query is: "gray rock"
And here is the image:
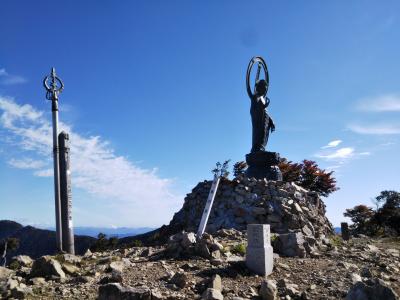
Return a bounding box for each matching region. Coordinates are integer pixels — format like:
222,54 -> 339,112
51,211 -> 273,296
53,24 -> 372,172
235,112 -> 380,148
10,255 -> 33,268
151,290 -> 164,300
181,232 -> 196,248
386,248 -> 399,258
210,274 -> 222,291
275,232 -> 306,258
62,262 -> 80,275
99,271 -> 123,284
7,278 -> 19,290
293,203 -> 303,213
108,261 -> 126,273
140,248 -> 153,257
365,244 -> 379,253
211,250 -> 221,259
98,283 -> 151,300
30,256 -> 66,279
210,258 -> 224,266
11,286 -> 33,299
59,253 -> 82,265
202,288 -> 224,300
84,249 -> 92,257
29,277 -> 46,285
301,225 -> 313,237
210,241 -> 224,252
196,241 -> 211,258
350,273 -> 362,284
360,267 -> 373,278
346,278 -> 399,300
170,272 -> 188,289
0,266 -> 13,281
259,279 -> 278,300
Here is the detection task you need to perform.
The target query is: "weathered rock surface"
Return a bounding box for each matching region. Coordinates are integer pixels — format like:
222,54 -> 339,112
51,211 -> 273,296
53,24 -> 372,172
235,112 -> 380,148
259,279 -> 278,300
9,255 -> 33,268
346,278 -> 399,300
202,288 -> 224,300
273,232 -> 307,258
98,283 -> 152,300
30,255 -> 66,279
0,267 -> 13,281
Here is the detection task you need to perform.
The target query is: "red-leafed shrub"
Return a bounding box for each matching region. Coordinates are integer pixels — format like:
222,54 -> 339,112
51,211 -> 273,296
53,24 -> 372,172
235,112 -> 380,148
279,159 -> 338,197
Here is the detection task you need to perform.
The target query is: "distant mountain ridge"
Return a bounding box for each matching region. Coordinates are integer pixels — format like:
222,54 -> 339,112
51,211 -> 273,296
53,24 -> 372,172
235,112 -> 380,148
0,220 -> 95,260
45,226 -> 155,238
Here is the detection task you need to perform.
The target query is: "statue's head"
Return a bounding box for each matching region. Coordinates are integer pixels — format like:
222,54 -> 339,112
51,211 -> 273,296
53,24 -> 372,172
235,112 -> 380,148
254,79 -> 268,97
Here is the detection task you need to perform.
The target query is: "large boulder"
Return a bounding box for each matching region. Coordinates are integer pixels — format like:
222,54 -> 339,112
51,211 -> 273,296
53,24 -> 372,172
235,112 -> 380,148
30,256 -> 65,279
259,279 -> 278,300
346,278 -> 399,300
57,253 -> 82,265
0,267 -> 13,281
9,255 -> 33,268
98,283 -> 151,300
273,232 -> 307,257
202,288 -> 223,300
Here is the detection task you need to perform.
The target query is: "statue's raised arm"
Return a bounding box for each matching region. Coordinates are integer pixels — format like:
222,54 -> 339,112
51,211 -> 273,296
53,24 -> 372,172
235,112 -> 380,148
246,56 -> 269,100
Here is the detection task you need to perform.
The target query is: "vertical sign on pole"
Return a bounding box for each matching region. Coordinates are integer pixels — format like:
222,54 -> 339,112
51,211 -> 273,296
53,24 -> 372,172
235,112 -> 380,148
59,131 -> 75,254
43,68 -> 64,252
196,174 -> 221,239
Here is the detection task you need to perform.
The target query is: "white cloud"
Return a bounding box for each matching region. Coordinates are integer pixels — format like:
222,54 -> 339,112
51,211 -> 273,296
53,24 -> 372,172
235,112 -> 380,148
348,123 -> 400,135
321,139 -> 342,149
8,158 -> 47,169
325,165 -> 341,171
0,68 -> 26,85
33,169 -> 53,177
359,152 -> 371,156
356,94 -> 400,112
0,97 -> 182,227
316,147 -> 355,160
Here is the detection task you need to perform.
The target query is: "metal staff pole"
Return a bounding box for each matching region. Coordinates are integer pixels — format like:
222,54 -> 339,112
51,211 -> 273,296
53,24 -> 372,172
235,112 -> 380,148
43,68 -> 64,252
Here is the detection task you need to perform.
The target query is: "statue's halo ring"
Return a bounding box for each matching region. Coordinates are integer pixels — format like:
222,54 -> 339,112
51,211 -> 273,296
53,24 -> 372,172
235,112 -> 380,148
246,56 -> 269,98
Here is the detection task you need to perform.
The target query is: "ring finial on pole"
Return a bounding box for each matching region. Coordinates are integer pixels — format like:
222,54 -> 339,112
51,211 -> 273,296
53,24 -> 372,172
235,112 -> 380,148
43,67 -> 64,101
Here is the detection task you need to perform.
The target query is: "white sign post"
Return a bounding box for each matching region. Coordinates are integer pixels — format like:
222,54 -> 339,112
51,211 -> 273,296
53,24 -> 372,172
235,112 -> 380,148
196,174 -> 221,239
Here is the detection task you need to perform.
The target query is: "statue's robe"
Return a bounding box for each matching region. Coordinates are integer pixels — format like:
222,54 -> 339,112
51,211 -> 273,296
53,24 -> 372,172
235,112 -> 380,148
250,95 -> 271,153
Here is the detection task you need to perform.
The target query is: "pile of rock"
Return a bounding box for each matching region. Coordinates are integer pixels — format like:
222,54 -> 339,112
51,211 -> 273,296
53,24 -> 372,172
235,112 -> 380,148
166,231 -> 242,266
168,177 -> 333,257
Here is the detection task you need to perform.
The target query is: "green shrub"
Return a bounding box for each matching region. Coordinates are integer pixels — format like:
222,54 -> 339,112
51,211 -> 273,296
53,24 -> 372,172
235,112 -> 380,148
271,233 -> 277,242
131,240 -> 143,247
330,235 -> 343,247
8,261 -> 20,270
232,243 -> 246,256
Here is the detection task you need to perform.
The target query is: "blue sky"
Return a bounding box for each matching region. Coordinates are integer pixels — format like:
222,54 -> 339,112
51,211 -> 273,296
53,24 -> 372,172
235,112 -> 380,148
1,1 -> 399,228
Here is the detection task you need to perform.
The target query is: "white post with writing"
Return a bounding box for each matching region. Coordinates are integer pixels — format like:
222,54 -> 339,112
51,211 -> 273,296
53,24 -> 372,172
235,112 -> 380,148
196,174 -> 221,239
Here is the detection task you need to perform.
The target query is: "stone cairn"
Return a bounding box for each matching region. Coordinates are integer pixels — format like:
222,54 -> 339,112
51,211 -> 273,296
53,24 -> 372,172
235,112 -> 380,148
167,176 -> 333,257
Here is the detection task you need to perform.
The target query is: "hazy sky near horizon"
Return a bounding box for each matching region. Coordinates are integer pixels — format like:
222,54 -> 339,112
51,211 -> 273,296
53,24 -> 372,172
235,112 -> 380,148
1,1 -> 399,228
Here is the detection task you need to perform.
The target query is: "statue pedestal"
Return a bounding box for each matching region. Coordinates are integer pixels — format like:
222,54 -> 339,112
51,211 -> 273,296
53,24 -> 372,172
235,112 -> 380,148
245,151 -> 282,180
